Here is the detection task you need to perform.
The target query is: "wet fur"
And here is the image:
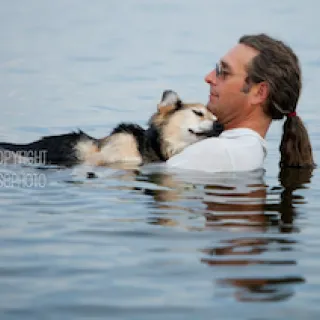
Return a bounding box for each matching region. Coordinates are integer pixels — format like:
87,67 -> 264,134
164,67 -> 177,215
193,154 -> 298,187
0,91 -> 223,167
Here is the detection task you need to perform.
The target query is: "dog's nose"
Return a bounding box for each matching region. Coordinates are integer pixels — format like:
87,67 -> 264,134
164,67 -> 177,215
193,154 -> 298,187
207,121 -> 224,137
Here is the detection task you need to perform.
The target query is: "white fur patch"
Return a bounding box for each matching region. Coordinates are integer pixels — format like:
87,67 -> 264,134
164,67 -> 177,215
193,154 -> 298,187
76,133 -> 142,166
75,140 -> 97,161
98,133 -> 142,165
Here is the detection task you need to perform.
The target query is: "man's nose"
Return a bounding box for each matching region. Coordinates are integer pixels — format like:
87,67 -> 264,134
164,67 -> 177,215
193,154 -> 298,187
205,69 -> 217,85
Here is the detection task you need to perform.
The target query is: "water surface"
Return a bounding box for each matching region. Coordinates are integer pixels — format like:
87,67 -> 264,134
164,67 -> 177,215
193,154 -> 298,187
0,1 -> 319,319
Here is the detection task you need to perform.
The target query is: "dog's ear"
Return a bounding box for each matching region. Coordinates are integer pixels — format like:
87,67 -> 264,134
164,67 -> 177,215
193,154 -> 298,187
160,90 -> 180,105
157,103 -> 176,115
157,90 -> 183,114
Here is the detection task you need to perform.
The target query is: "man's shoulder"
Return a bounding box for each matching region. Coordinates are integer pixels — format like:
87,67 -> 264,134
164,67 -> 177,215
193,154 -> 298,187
190,128 -> 265,149
220,128 -> 265,139
173,127 -> 267,162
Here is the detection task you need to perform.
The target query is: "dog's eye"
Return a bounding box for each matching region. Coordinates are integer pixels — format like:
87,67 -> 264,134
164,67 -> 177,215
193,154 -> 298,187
192,110 -> 204,117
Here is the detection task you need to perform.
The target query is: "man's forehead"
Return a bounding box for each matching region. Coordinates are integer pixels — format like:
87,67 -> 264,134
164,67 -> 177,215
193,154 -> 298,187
221,43 -> 259,70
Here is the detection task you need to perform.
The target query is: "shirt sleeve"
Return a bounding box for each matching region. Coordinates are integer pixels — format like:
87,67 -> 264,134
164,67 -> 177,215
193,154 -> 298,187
166,137 -> 233,172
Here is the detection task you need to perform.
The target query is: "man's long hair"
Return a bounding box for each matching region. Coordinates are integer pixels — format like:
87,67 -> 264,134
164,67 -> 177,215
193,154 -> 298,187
240,34 -> 314,168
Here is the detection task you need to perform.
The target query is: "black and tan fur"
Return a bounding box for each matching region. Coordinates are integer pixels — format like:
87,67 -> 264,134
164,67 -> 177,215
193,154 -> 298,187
0,90 -> 223,167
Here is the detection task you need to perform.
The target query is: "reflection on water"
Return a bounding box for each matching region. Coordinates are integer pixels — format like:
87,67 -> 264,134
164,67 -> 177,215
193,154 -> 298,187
268,167 -> 314,233
0,156 -> 316,319
218,276 -> 305,302
116,166 -> 313,304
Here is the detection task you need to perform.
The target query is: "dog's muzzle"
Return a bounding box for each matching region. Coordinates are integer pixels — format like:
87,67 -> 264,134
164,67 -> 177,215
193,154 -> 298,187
189,121 -> 224,137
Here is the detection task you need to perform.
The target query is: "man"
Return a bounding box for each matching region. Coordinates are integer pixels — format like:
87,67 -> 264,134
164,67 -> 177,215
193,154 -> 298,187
167,33 -> 314,172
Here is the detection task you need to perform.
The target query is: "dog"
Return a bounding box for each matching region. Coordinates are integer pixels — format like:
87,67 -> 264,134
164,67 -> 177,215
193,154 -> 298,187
0,90 -> 223,167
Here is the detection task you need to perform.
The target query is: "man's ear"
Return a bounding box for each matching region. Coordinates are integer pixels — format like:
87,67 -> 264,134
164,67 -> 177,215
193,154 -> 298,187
251,82 -> 269,105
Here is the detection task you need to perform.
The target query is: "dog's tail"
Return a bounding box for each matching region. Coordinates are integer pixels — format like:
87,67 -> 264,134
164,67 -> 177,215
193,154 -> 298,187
0,131 -> 96,166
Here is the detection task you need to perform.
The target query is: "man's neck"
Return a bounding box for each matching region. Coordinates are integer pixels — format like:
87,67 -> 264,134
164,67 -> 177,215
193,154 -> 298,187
224,114 -> 272,138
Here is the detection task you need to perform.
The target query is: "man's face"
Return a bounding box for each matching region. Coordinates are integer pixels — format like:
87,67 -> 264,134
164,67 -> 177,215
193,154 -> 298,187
205,44 -> 259,126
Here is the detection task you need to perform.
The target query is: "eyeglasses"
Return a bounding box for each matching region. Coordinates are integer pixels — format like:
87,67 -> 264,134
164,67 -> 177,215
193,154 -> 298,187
215,62 -> 247,80
215,62 -> 229,79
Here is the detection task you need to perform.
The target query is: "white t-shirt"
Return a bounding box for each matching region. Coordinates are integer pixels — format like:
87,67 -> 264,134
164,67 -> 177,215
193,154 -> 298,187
166,128 -> 267,173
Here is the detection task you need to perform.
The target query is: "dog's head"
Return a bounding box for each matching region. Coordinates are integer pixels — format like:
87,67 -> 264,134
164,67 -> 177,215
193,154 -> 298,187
149,90 -> 223,159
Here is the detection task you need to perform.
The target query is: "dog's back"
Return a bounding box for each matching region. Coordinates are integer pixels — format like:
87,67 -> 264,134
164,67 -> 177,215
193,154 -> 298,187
0,131 -> 96,166
0,90 -> 223,167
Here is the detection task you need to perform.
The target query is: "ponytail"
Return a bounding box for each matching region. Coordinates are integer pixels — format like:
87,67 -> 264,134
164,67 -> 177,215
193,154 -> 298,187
279,115 -> 315,168
238,34 -> 315,168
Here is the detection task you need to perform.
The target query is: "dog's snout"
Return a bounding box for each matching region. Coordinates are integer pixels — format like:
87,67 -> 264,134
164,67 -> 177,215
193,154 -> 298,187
212,121 -> 224,136
207,121 -> 224,137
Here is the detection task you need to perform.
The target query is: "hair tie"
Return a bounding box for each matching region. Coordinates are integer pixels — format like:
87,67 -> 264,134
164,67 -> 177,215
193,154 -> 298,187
287,111 -> 297,118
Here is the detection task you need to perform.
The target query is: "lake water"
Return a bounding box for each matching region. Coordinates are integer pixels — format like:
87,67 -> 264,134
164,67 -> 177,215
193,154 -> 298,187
0,1 -> 320,319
